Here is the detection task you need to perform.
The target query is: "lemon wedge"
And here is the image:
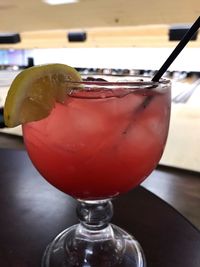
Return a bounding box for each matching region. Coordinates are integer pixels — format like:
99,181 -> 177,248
4,63 -> 81,127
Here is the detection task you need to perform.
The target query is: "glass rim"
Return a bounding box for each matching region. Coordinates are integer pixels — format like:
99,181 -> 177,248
66,75 -> 171,87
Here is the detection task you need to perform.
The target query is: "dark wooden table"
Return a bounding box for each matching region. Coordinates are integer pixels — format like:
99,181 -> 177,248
0,149 -> 199,267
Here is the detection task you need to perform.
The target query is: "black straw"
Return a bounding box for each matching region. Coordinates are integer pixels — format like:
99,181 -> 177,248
152,16 -> 200,82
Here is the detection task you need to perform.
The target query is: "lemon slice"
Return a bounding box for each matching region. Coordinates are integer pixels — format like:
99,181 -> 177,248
4,63 -> 81,127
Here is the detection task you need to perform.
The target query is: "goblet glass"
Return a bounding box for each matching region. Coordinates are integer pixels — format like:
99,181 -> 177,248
22,75 -> 171,267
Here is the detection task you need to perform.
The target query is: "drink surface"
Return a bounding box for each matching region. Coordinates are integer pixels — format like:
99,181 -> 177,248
23,81 -> 171,200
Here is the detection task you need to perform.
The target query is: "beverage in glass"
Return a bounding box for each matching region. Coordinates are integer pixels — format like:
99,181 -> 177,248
22,75 -> 171,267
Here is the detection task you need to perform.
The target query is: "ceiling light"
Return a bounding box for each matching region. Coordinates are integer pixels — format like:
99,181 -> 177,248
43,0 -> 79,5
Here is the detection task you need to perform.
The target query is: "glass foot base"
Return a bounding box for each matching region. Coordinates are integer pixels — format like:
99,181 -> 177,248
42,224 -> 146,267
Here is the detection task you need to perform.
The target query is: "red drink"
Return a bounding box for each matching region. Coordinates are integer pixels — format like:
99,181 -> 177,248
23,78 -> 171,200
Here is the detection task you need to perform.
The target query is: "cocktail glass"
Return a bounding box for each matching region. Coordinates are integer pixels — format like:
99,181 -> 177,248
22,75 -> 171,267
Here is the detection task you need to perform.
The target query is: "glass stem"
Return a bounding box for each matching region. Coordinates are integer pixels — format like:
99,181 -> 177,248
76,200 -> 114,239
42,199 -> 146,266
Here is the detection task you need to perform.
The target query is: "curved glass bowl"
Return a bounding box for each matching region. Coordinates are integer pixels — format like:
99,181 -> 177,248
23,75 -> 171,267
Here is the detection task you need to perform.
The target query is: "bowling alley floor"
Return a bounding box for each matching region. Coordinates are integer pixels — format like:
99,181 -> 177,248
0,132 -> 200,230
